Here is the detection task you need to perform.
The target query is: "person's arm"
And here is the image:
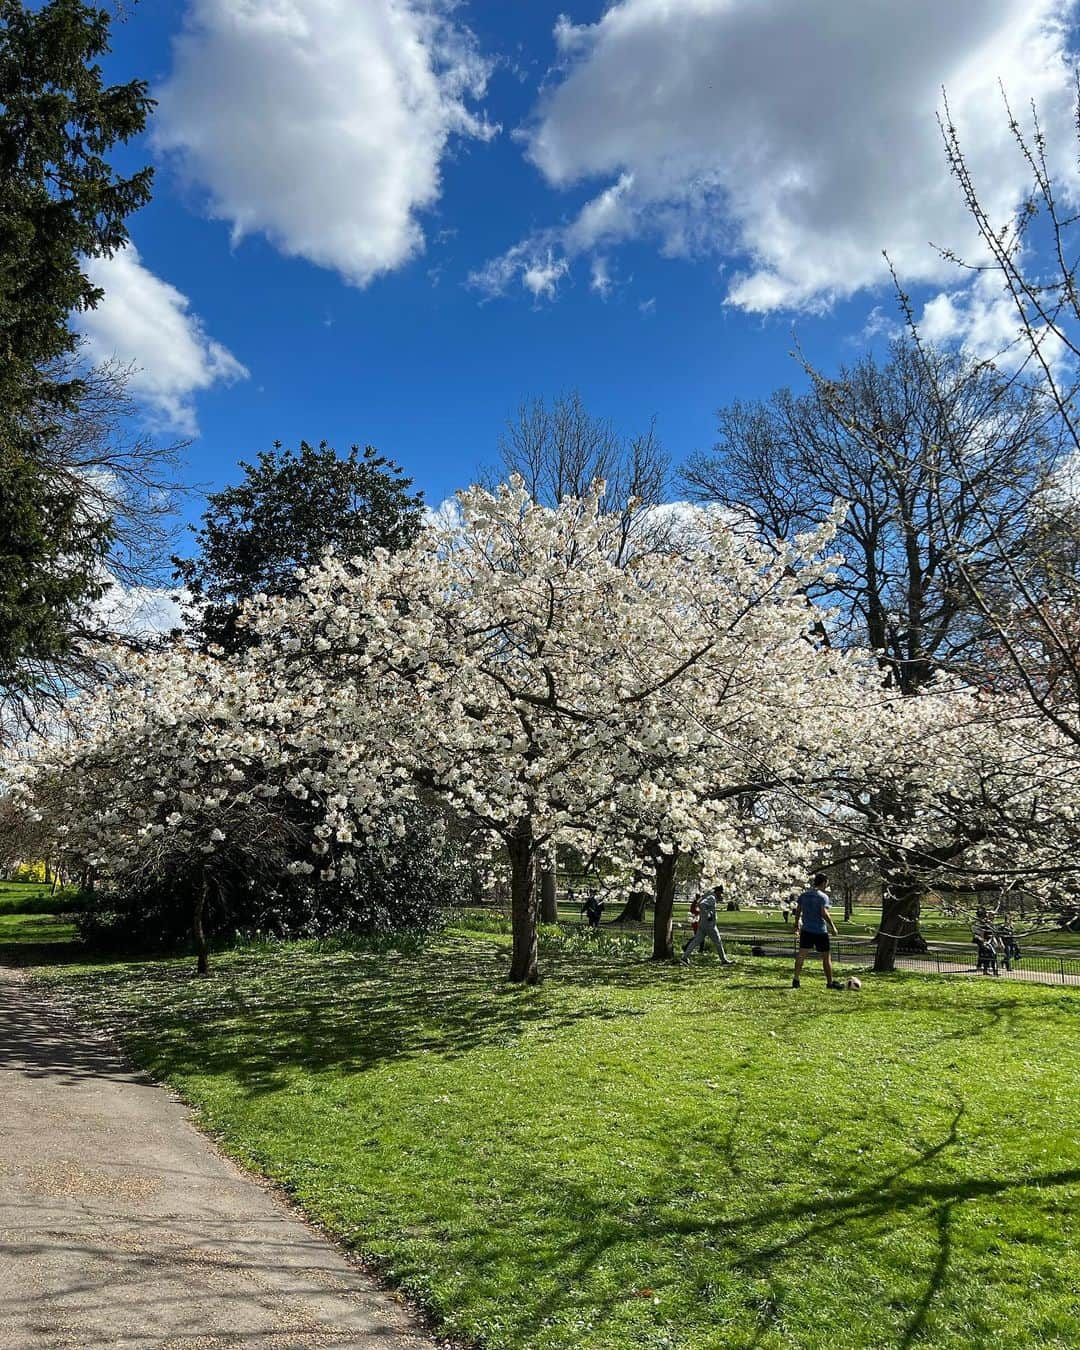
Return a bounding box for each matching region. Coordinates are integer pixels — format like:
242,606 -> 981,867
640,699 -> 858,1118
792,900 -> 803,932
825,905 -> 839,937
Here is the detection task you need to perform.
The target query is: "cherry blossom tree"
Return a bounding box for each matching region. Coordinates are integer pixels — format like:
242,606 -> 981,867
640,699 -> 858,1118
9,644 -> 311,972
816,680 -> 1080,971
244,479 -> 852,983
11,480 -> 1077,990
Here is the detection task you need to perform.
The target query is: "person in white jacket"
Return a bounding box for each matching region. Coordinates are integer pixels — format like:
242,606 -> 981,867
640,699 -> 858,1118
681,886 -> 734,965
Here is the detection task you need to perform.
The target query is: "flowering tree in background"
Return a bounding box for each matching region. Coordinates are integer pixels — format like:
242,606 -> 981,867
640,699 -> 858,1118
817,680 -> 1080,971
9,645 -> 311,972
12,476 -> 1075,987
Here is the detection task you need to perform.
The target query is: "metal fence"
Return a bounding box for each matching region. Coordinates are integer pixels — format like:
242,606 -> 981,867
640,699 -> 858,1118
457,906 -> 1080,987
715,929 -> 1080,986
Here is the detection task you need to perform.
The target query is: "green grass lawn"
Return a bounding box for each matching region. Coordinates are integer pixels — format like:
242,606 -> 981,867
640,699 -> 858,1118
5,906 -> 1075,1350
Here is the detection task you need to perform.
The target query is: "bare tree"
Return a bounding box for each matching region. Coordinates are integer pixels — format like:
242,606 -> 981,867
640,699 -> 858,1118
33,352 -> 188,589
2,349 -> 188,744
486,391 -> 670,562
682,339 -> 1065,694
892,88 -> 1080,745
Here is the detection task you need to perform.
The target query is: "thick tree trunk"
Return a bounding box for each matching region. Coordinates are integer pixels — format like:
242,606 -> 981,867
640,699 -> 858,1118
874,873 -> 925,973
193,871 -> 211,976
507,823 -> 540,984
611,889 -> 649,924
539,860 -> 559,924
651,850 -> 679,961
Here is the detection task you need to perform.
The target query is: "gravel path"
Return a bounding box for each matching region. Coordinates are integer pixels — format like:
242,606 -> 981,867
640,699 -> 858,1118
0,969 -> 434,1349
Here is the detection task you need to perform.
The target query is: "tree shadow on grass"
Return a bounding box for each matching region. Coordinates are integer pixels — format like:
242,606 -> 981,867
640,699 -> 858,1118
21,932 -> 1080,1346
457,1102 -> 1080,1349
37,935 -> 1058,1103
47,937 -> 648,1096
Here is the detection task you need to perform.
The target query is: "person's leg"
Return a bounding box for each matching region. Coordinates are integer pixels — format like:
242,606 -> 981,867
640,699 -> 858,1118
682,928 -> 704,961
823,950 -> 835,984
793,946 -> 808,985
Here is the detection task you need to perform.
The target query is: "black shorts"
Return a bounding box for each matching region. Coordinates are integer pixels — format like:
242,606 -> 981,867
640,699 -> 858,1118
799,931 -> 830,953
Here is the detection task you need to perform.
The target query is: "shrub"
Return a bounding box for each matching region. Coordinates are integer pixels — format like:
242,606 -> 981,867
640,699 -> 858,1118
75,806 -> 467,951
10,861 -> 46,883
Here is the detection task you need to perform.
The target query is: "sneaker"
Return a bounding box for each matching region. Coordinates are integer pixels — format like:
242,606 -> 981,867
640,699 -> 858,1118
791,977 -> 800,988
680,955 -> 690,967
827,980 -> 844,989
720,958 -> 735,966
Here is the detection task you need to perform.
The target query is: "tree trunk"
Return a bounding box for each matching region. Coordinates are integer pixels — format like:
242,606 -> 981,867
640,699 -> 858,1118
611,889 -> 649,924
651,850 -> 679,961
507,823 -> 540,984
193,871 -> 211,976
539,860 -> 559,924
469,866 -> 484,904
874,872 -> 924,973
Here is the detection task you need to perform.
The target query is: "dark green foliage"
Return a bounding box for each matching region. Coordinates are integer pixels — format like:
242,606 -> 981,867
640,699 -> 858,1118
0,450 -> 111,691
76,809 -> 464,952
0,0 -> 153,415
173,440 -> 424,650
0,0 -> 153,695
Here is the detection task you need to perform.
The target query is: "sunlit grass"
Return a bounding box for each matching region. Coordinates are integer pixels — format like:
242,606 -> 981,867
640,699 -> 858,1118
15,915 -> 1079,1350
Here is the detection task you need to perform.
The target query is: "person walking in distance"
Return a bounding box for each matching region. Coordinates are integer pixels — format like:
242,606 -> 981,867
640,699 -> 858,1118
681,886 -> 735,966
792,874 -> 842,989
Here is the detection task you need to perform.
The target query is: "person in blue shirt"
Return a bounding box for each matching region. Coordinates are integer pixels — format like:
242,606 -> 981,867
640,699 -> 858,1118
792,873 -> 843,989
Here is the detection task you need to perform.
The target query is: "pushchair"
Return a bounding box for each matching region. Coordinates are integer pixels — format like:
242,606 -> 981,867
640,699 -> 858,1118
973,933 -> 1000,976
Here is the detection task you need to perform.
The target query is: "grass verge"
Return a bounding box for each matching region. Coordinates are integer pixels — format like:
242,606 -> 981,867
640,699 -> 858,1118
1,908 -> 1072,1350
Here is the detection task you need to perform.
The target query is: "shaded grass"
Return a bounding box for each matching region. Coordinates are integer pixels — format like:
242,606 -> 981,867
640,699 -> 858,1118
11,916 -> 1080,1350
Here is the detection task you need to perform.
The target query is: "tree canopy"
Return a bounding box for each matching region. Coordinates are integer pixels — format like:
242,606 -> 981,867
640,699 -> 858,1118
0,0 -> 154,730
173,440 -> 424,650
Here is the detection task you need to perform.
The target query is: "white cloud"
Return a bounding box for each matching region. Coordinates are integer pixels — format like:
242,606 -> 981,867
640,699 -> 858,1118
78,243 -> 248,435
522,252 -> 570,302
422,495 -> 464,532
859,306 -> 904,343
589,256 -> 613,299
470,242 -> 570,303
490,0 -> 1077,312
94,578 -> 183,638
919,267 -> 1069,373
154,0 -> 494,287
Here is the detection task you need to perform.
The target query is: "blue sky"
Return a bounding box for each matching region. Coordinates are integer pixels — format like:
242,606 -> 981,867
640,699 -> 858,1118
79,0 -> 1079,518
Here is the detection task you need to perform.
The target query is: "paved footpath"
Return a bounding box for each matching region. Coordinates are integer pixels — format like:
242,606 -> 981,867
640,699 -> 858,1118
0,969 -> 434,1349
